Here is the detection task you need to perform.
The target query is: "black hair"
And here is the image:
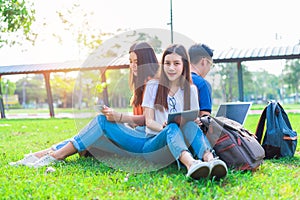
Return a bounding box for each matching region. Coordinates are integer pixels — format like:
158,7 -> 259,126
188,43 -> 214,65
129,42 -> 159,106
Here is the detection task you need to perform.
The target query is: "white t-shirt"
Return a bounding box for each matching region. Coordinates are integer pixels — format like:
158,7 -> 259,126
142,79 -> 199,135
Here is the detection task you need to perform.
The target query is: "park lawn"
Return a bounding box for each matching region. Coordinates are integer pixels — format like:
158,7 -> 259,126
1,115 -> 300,199
5,107 -> 131,114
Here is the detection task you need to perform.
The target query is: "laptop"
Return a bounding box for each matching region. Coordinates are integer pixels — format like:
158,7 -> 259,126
215,102 -> 252,125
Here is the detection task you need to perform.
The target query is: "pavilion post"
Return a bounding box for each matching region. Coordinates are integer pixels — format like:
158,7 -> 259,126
237,61 -> 244,101
0,75 -> 6,118
43,72 -> 55,117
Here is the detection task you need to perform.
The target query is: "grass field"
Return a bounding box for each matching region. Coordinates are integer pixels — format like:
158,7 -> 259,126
5,103 -> 300,113
1,114 -> 300,199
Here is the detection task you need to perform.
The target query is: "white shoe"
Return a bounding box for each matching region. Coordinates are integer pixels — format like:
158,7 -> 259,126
29,155 -> 58,168
186,160 -> 210,180
9,154 -> 39,166
209,158 -> 228,180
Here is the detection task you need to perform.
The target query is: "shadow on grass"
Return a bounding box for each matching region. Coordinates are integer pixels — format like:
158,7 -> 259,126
265,155 -> 300,167
54,150 -> 272,188
63,152 -> 180,175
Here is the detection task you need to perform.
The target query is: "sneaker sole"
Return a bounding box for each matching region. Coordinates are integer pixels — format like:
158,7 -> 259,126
210,164 -> 227,180
190,166 -> 210,180
9,155 -> 39,167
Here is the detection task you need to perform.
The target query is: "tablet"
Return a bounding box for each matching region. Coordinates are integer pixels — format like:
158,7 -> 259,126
167,109 -> 199,125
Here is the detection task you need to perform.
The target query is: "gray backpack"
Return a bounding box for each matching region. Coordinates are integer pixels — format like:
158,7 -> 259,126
255,101 -> 298,159
201,116 -> 265,171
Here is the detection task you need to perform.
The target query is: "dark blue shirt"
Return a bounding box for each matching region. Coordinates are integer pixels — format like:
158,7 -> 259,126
191,72 -> 212,113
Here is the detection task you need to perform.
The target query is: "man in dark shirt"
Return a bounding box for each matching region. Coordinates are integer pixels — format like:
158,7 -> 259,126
188,44 -> 214,117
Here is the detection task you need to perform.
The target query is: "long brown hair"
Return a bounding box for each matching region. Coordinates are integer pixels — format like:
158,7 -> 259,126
154,44 -> 192,111
129,42 -> 159,107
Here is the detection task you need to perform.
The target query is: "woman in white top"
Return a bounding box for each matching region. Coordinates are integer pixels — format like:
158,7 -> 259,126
141,44 -> 227,180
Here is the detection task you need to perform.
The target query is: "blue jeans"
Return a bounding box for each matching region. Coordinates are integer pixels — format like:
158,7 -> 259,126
53,115 -> 148,157
181,121 -> 212,159
143,121 -> 212,168
53,115 -> 212,169
52,135 -> 132,157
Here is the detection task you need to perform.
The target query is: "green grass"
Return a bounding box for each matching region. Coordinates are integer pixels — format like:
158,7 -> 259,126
1,115 -> 300,199
5,108 -> 95,114
7,103 -> 300,115
5,107 -> 131,115
250,103 -> 300,111
210,103 -> 300,113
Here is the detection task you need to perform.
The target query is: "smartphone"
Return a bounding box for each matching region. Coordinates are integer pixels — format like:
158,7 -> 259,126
94,104 -> 106,112
101,105 -> 108,110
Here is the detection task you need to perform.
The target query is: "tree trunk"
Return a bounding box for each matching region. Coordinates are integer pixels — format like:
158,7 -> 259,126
63,90 -> 67,108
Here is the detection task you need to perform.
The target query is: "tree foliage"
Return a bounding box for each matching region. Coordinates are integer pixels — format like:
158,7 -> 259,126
283,59 -> 300,102
212,63 -> 281,103
55,2 -> 113,54
249,70 -> 280,102
0,79 -> 16,95
15,75 -> 46,106
0,0 -> 36,47
215,63 -> 239,102
54,2 -> 165,108
51,73 -> 75,108
106,69 -> 131,107
73,70 -> 103,109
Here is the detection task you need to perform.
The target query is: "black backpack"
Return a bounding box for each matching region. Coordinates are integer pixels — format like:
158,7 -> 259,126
255,101 -> 298,159
201,116 -> 265,171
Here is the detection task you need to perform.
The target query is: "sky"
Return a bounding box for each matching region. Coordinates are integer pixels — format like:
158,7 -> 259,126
1,0 -> 300,77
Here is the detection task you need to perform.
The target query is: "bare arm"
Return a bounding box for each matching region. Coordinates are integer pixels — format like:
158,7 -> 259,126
144,107 -> 164,133
118,114 -> 145,126
101,106 -> 145,125
129,115 -> 145,126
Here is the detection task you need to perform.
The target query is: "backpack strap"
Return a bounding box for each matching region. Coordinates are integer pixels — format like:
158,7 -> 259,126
255,104 -> 268,144
276,102 -> 293,129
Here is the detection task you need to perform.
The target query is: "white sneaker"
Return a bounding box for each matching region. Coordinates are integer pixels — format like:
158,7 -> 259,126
186,160 -> 210,180
29,155 -> 58,168
9,154 -> 39,166
209,158 -> 228,180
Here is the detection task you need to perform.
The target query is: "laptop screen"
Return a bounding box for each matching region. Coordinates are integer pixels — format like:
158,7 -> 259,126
215,102 -> 252,125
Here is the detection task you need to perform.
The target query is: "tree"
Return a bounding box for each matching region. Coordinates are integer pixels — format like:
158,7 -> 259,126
249,70 -> 280,103
55,2 -> 113,57
0,79 -> 17,108
283,59 -> 300,103
73,70 -> 108,109
0,79 -> 16,95
15,75 -> 46,107
106,69 -> 131,108
216,63 -> 239,102
0,0 -> 36,48
212,63 -> 281,103
51,73 -> 75,108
